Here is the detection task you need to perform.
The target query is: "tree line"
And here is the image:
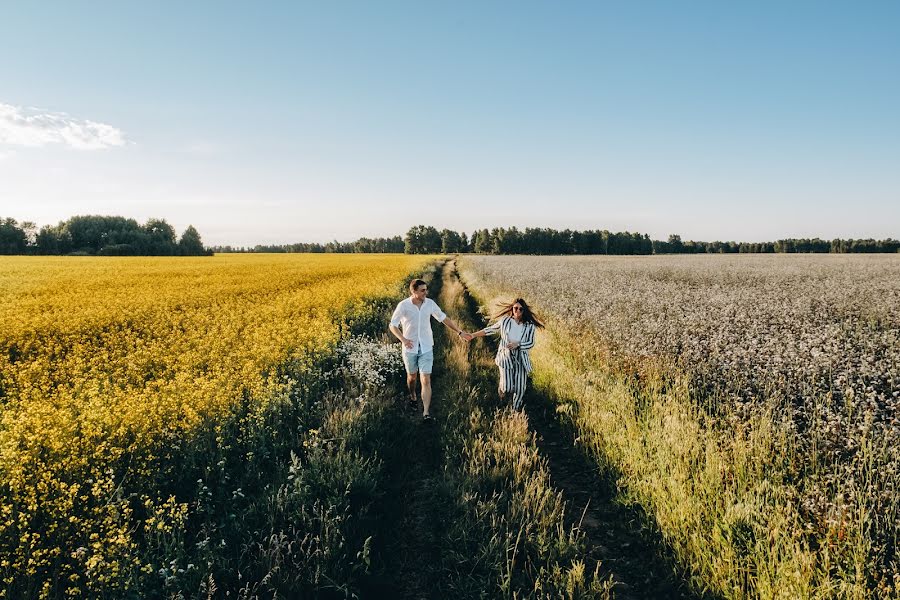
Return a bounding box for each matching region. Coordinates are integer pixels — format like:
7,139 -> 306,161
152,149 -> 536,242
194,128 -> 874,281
402,227 -> 900,255
0,216 -> 210,256
651,235 -> 900,255
215,226 -> 899,255
210,236 -> 405,254
4,217 -> 896,256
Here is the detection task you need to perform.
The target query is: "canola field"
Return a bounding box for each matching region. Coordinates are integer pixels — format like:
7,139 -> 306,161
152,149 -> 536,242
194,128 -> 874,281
0,254 -> 431,597
459,254 -> 900,599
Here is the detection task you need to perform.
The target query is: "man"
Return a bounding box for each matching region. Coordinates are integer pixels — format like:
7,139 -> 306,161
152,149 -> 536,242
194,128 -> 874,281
389,278 -> 468,421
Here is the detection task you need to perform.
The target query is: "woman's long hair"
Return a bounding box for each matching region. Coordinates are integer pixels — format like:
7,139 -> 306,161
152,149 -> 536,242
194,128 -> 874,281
492,298 -> 545,328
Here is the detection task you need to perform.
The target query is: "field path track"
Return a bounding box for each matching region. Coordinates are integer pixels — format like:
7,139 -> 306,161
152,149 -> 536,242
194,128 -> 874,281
361,263 -> 455,599
362,406 -> 446,598
364,260 -> 704,599
527,397 -> 699,599
448,259 -> 704,600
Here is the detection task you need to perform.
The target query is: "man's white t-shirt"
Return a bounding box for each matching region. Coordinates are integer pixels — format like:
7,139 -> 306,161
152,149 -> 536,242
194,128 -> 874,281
390,297 -> 447,354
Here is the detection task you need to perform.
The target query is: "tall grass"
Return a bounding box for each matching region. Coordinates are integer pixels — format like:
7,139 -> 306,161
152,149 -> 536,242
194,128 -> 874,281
459,254 -> 900,599
433,262 -> 612,598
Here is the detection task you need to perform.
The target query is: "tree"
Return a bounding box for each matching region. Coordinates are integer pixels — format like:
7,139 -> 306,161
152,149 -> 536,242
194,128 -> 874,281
36,224 -> 68,255
0,218 -> 27,254
473,229 -> 493,254
440,229 -> 463,253
404,225 -> 442,254
20,222 -> 37,247
178,225 -> 207,256
493,226 -> 523,254
572,230 -> 605,254
490,227 -> 505,254
66,215 -> 139,253
668,234 -> 683,253
144,218 -> 177,255
652,238 -> 673,254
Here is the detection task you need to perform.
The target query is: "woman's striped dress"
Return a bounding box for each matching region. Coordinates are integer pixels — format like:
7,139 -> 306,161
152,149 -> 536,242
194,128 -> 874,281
482,316 -> 537,411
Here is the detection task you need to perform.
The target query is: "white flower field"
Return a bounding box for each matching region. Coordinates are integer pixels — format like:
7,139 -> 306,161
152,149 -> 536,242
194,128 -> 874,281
459,254 -> 900,598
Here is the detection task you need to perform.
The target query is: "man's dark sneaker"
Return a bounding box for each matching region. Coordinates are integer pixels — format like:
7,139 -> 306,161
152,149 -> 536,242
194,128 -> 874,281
407,398 -> 417,411
422,414 -> 433,423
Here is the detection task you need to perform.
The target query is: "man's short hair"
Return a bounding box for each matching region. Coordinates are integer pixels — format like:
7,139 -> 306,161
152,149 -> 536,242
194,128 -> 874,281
409,279 -> 427,293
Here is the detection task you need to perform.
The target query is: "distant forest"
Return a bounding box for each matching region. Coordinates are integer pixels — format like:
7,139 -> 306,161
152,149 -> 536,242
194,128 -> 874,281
2,217 -> 897,256
0,216 -> 210,256
213,225 -> 900,255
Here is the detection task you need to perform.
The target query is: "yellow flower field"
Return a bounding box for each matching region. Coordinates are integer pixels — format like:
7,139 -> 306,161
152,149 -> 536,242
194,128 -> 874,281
0,253 -> 432,596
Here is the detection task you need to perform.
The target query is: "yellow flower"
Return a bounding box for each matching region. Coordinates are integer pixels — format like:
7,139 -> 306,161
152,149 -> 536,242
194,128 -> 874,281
0,253 -> 435,590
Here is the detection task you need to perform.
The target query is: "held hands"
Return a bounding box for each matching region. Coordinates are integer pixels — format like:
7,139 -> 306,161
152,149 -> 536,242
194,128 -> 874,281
454,330 -> 515,347
401,336 -> 414,350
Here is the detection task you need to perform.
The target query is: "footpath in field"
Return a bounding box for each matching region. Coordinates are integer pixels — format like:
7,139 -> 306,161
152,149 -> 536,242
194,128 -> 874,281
363,265 -> 451,598
366,393 -> 447,598
525,399 -> 697,599
366,261 -> 701,598
448,261 -> 700,600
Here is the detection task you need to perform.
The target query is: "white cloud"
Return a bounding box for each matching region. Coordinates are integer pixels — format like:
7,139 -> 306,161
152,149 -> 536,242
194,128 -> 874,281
0,103 -> 127,150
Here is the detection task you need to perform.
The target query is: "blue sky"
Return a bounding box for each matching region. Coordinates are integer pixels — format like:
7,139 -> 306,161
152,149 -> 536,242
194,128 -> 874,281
1,2 -> 898,246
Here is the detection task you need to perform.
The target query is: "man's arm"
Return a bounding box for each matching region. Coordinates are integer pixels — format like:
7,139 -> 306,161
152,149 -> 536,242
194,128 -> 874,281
430,302 -> 469,340
389,324 -> 414,349
441,317 -> 468,339
389,302 -> 414,349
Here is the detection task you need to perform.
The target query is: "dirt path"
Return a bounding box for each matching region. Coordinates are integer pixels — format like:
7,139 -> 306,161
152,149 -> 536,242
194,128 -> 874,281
366,261 -> 702,599
363,263 -> 455,599
527,397 -> 699,599
450,260 -> 703,600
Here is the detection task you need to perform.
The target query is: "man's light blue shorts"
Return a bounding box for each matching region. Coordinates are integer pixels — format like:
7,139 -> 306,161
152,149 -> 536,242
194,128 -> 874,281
402,349 -> 434,374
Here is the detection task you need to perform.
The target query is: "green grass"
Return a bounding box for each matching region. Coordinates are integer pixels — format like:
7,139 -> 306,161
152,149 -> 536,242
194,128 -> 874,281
457,255 -> 899,599
430,261 -> 613,599
457,253 -> 900,599
525,332 -> 880,599
132,259 -> 613,599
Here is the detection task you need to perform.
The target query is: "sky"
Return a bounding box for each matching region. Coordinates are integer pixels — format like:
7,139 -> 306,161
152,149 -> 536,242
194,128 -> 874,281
1,2 -> 898,246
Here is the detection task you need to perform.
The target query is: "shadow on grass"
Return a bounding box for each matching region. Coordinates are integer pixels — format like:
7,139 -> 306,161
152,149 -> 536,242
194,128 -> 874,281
454,259 -> 712,600
525,383 -> 709,599
358,263 -> 453,599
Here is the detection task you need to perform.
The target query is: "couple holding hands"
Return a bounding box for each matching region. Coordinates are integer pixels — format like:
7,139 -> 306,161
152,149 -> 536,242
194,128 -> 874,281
389,278 -> 545,421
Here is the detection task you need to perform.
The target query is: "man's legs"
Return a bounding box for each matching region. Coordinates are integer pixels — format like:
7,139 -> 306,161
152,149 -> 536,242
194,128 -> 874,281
421,373 -> 432,416
406,373 -> 418,402
402,351 -> 434,419
402,351 -> 420,410
418,351 -> 435,418
406,373 -> 419,407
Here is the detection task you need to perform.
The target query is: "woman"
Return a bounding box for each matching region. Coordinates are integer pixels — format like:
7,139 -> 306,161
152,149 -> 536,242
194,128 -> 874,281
467,298 -> 545,411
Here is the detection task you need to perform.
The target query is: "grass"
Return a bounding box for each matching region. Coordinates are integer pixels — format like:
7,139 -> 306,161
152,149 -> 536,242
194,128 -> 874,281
457,254 -> 899,599
428,260 -> 613,598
